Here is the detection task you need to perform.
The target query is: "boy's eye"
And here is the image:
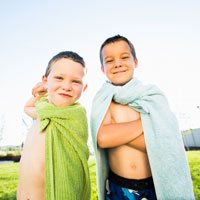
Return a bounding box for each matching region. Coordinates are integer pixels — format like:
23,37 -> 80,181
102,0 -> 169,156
55,76 -> 63,80
105,60 -> 113,63
73,80 -> 82,84
122,56 -> 129,60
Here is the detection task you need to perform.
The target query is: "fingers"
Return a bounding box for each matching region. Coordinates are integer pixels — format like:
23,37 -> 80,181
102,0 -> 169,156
32,82 -> 47,97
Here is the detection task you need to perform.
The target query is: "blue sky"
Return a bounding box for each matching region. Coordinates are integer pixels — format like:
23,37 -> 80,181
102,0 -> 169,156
0,0 -> 200,146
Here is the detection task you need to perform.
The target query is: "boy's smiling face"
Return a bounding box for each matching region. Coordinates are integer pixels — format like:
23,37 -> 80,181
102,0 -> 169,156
101,40 -> 138,86
42,58 -> 85,107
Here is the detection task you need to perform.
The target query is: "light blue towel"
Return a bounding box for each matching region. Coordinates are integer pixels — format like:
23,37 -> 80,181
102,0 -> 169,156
91,78 -> 195,200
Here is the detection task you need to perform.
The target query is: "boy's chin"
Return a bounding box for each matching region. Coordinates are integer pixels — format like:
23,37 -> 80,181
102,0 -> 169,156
58,103 -> 75,107
50,101 -> 75,107
111,79 -> 132,86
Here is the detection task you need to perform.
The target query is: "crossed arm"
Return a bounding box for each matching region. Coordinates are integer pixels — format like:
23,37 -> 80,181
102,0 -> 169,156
97,108 -> 143,148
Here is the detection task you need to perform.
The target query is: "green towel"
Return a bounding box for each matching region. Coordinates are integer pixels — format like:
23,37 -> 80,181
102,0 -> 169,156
36,98 -> 91,200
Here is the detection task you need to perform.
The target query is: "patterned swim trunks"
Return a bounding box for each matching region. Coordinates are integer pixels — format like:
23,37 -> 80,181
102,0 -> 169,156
105,170 -> 157,200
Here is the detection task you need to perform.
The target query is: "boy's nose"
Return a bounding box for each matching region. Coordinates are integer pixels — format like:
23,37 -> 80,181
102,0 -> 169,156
114,59 -> 122,68
62,82 -> 72,91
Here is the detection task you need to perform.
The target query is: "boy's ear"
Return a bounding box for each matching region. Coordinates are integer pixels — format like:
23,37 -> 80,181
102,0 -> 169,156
83,84 -> 88,92
134,59 -> 138,68
42,75 -> 48,89
101,66 -> 105,73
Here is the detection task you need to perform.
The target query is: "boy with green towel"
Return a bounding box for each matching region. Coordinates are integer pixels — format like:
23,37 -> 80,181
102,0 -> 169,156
17,51 -> 91,200
91,35 -> 194,200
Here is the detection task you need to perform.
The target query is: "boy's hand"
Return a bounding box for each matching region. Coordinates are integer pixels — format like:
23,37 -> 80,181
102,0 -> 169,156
32,82 -> 47,97
127,133 -> 146,153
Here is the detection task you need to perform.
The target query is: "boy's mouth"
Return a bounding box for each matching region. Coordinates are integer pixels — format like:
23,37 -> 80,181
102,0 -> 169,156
113,70 -> 126,74
58,93 -> 72,98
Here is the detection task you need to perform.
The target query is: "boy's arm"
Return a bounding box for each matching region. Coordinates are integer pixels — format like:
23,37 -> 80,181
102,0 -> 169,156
25,82 -> 47,119
97,109 -> 143,148
127,134 -> 146,152
24,95 -> 45,119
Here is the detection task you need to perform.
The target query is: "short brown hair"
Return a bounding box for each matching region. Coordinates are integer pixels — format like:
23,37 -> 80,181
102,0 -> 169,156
45,51 -> 86,77
100,35 -> 137,66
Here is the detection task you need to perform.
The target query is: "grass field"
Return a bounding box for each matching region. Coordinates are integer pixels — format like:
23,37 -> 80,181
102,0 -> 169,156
0,162 -> 19,200
0,157 -> 98,200
0,151 -> 199,200
186,151 -> 200,199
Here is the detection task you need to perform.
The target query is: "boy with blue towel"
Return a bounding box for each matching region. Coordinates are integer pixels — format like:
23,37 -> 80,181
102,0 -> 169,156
91,35 -> 194,200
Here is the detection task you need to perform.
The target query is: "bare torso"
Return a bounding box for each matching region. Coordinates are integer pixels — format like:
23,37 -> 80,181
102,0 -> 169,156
108,102 -> 152,179
17,120 -> 45,200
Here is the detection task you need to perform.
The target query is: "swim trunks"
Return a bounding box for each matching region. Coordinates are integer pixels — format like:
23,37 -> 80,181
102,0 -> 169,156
105,170 -> 157,200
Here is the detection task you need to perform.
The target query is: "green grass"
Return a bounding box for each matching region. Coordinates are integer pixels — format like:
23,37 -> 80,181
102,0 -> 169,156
0,162 -> 19,200
0,151 -> 199,200
186,151 -> 200,199
0,158 -> 98,200
88,156 -> 98,200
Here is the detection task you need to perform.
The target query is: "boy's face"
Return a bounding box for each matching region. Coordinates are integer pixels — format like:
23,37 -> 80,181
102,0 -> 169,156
43,58 -> 85,107
101,40 -> 138,86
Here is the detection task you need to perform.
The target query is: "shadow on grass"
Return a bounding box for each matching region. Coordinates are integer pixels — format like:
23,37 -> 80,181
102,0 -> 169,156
0,192 -> 16,200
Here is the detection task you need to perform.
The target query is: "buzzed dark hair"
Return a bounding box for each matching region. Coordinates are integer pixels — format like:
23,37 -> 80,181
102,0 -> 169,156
99,35 -> 137,66
45,51 -> 86,77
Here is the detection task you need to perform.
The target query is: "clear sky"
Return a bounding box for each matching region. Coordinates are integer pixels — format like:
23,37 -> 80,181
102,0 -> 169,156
0,0 -> 200,146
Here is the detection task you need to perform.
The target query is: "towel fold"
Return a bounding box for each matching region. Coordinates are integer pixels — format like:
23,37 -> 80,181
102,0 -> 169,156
91,78 -> 194,200
36,98 -> 91,200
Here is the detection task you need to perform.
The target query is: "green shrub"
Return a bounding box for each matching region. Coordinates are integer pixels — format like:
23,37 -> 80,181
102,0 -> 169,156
0,151 -> 7,157
6,151 -> 21,157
